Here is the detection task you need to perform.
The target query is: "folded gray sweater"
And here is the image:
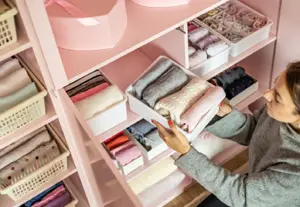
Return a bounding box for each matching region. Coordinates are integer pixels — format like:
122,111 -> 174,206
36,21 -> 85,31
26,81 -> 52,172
176,106 -> 300,207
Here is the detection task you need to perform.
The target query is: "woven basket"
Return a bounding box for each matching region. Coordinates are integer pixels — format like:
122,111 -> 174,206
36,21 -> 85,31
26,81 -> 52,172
0,57 -> 47,136
0,0 -> 18,49
0,125 -> 70,201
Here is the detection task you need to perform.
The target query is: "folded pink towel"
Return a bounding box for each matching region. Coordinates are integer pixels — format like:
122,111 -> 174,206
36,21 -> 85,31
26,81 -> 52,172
32,185 -> 66,207
110,140 -> 135,158
71,82 -> 109,103
115,145 -> 141,166
181,86 -> 225,132
188,24 -> 198,32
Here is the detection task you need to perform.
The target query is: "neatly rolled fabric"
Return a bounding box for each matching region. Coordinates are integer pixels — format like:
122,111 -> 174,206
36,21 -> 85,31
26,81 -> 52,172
142,66 -> 188,108
207,8 -> 220,16
0,58 -> 21,79
219,2 -> 231,10
0,68 -> 32,97
242,13 -> 258,27
0,140 -> 60,186
225,5 -> 238,15
133,58 -> 172,99
71,82 -> 109,103
240,26 -> 253,37
253,18 -> 267,30
0,130 -> 52,170
129,120 -> 156,136
206,41 -> 229,56
189,50 -> 208,68
223,15 -> 236,28
106,135 -> 129,151
188,24 -> 198,33
110,140 -> 135,158
188,46 -> 196,56
188,27 -> 209,44
181,86 -> 225,132
75,85 -> 123,120
128,157 -> 177,194
65,70 -> 103,91
115,145 -> 141,166
196,35 -> 219,50
0,82 -> 39,113
154,78 -> 210,125
144,130 -> 164,149
235,9 -> 249,21
223,31 -> 242,43
0,127 -> 46,158
231,22 -> 243,35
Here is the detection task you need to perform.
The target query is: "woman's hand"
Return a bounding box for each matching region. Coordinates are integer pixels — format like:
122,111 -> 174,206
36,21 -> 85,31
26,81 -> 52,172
152,120 -> 191,155
218,102 -> 232,117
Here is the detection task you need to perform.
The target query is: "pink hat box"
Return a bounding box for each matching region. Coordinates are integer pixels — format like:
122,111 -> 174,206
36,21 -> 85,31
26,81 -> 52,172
45,0 -> 127,50
131,0 -> 189,7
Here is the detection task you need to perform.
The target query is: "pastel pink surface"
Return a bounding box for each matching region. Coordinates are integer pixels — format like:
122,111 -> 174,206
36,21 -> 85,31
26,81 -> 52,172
110,140 -> 135,158
32,185 -> 66,207
181,86 -> 225,132
71,82 -> 109,103
115,145 -> 142,166
131,0 -> 190,7
46,0 -> 127,50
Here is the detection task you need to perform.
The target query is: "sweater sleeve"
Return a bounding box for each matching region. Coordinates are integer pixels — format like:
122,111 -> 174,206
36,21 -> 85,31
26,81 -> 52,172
175,147 -> 300,207
205,107 -> 265,146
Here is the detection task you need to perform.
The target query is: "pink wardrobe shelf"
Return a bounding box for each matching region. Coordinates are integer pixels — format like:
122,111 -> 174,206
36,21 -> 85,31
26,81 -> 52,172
56,0 -> 228,87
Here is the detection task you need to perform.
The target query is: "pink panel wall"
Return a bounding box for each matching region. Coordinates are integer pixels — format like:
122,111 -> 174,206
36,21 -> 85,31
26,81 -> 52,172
272,0 -> 300,84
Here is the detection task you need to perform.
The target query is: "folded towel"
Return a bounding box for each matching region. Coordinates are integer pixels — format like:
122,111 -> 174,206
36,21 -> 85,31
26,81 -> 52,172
225,5 -> 238,15
115,145 -> 141,166
0,127 -> 46,158
32,185 -> 66,207
188,27 -> 209,44
0,140 -> 60,186
155,78 -> 210,125
75,85 -> 123,120
71,82 -> 109,103
144,130 -> 163,149
128,157 -> 177,194
0,130 -> 51,170
206,41 -> 228,56
44,191 -> 72,207
181,86 -> 225,132
216,67 -> 246,87
133,58 -> 173,99
25,182 -> 64,207
196,35 -> 219,50
142,66 -> 188,108
104,131 -> 124,145
189,50 -> 207,67
110,140 -> 135,158
129,120 -> 156,136
65,70 -> 102,91
188,46 -> 196,56
188,24 -> 198,33
0,58 -> 21,79
106,135 -> 129,151
0,68 -> 32,97
67,75 -> 106,97
0,82 -> 38,113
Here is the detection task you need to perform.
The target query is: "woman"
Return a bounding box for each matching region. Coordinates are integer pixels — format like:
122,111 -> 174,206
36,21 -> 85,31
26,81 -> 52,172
152,61 -> 300,207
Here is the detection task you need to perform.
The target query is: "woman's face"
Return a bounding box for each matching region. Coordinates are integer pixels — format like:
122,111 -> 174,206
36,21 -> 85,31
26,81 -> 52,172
263,72 -> 300,123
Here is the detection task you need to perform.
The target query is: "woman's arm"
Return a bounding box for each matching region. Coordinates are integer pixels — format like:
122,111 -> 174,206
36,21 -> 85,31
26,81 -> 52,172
175,147 -> 300,206
205,106 -> 265,146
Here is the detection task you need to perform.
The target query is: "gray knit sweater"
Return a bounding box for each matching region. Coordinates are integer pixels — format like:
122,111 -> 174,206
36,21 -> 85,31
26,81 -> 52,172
175,106 -> 300,207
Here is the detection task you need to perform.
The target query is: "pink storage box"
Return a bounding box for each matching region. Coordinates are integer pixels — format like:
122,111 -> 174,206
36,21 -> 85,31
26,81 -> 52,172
131,0 -> 189,7
126,56 -> 219,141
46,0 -> 127,50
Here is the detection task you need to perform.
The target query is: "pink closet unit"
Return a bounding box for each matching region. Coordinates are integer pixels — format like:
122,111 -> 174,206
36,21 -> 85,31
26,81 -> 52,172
0,0 -> 298,206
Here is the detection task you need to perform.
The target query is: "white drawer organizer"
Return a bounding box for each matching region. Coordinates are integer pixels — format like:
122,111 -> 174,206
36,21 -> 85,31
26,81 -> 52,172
126,56 -> 219,141
195,0 -> 273,57
0,125 -> 70,201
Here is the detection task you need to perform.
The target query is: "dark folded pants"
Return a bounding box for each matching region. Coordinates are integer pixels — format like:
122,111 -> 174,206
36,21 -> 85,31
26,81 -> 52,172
197,194 -> 229,207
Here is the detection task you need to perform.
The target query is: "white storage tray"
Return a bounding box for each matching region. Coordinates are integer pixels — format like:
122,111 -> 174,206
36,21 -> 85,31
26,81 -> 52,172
119,156 -> 144,175
126,56 -> 219,141
195,0 -> 273,57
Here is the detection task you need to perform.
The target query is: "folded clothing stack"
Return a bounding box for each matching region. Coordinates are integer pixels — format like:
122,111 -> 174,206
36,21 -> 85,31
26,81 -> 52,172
209,66 -> 255,99
132,57 -> 226,133
0,127 -> 61,187
65,70 -> 125,120
127,119 -> 163,151
188,22 -> 229,67
104,132 -> 142,168
0,58 -> 39,113
22,182 -> 73,207
199,1 -> 267,43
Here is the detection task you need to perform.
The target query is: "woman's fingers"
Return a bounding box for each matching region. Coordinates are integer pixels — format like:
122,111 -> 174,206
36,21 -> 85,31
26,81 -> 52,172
168,120 -> 184,140
152,120 -> 171,141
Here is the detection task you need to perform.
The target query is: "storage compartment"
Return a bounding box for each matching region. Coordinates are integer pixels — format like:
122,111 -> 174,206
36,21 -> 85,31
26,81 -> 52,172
0,125 -> 70,201
209,66 -> 259,106
0,57 -> 47,136
195,0 -> 273,57
126,56 -> 220,141
64,70 -> 128,136
46,0 -> 127,50
187,20 -> 230,76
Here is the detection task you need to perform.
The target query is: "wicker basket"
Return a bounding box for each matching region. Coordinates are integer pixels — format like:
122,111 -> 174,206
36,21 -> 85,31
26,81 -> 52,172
0,0 -> 18,49
0,125 -> 70,201
0,57 -> 48,136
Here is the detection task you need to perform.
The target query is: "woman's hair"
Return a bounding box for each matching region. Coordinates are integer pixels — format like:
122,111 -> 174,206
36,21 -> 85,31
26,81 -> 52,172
286,61 -> 300,115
